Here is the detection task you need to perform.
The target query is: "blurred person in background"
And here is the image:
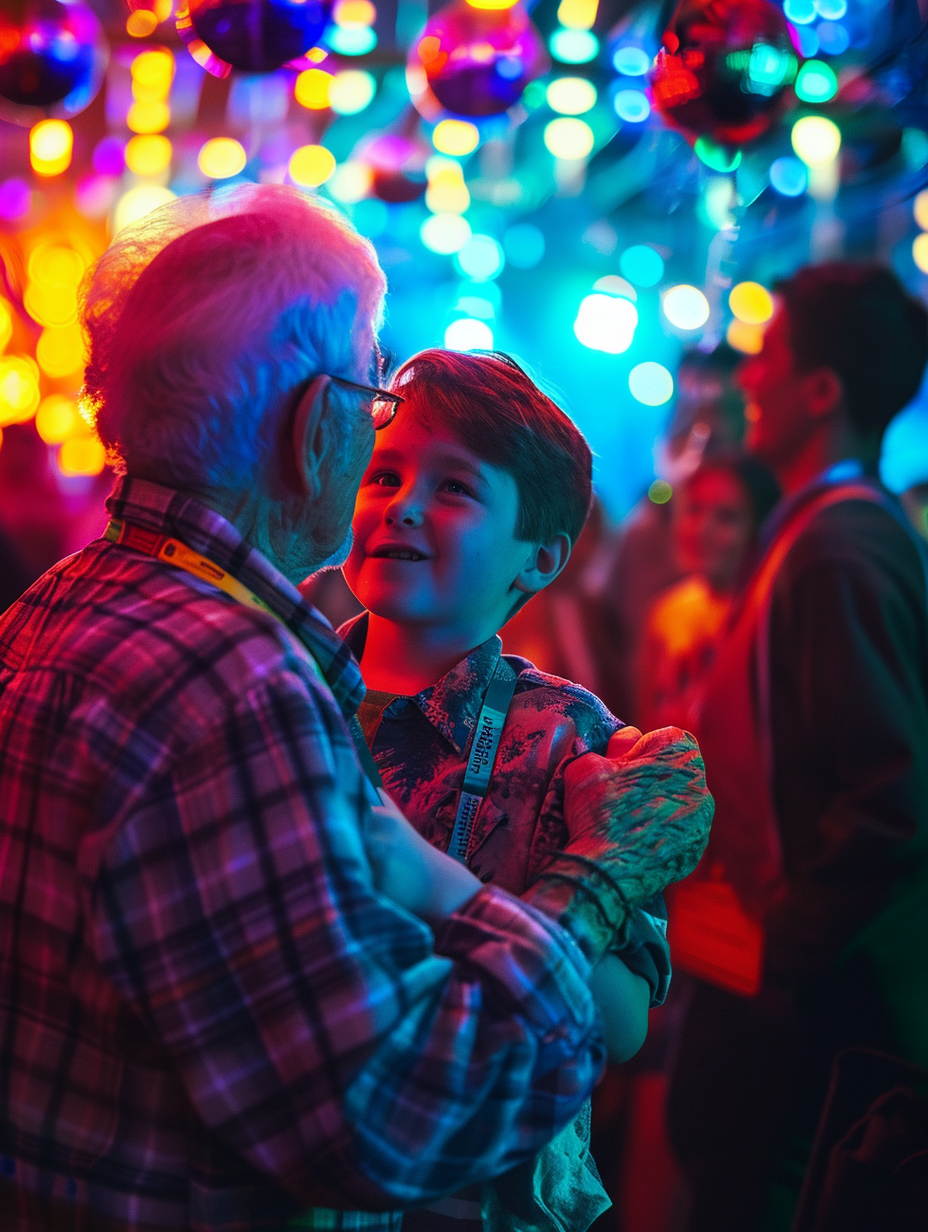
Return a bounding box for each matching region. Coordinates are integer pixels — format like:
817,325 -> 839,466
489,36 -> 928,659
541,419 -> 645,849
603,345 -> 746,725
667,263 -> 928,1232
638,453 -> 780,732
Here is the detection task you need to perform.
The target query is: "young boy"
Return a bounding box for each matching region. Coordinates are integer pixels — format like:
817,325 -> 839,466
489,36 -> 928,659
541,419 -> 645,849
338,349 -> 692,1232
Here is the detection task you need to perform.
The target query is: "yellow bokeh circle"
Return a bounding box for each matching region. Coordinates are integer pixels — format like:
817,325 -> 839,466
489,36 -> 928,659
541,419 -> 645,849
728,281 -> 774,326
289,145 -> 336,188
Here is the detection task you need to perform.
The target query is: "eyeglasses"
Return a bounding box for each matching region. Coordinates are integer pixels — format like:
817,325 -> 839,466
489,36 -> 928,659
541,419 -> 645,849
322,373 -> 404,430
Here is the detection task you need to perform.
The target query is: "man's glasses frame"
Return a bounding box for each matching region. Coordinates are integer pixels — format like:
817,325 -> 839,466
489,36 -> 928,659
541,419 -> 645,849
321,373 -> 404,430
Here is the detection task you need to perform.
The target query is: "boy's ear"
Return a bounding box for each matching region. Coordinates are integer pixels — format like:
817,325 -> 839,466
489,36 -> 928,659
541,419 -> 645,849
513,533 -> 572,597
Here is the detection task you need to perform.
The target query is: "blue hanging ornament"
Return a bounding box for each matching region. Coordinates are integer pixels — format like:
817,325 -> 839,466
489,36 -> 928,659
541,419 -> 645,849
176,0 -> 334,77
0,0 -> 107,125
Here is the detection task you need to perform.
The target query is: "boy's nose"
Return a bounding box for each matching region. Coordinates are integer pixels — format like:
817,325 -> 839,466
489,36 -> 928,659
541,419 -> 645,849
385,503 -> 424,527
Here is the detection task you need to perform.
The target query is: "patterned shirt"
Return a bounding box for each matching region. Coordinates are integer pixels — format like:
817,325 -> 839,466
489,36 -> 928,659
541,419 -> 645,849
342,615 -> 672,1232
0,477 -> 605,1232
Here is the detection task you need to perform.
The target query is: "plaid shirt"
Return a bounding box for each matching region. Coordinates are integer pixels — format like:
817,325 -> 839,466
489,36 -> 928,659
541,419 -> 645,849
0,477 -> 605,1232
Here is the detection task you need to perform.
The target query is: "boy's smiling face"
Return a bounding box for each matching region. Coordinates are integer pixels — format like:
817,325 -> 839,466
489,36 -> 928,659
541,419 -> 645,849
345,412 -> 541,637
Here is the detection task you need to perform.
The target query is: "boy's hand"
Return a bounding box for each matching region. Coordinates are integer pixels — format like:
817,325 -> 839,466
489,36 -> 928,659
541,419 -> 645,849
523,727 -> 713,964
366,789 -> 483,926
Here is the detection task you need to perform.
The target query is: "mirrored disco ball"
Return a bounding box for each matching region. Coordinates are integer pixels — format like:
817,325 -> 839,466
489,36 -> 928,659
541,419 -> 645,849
0,0 -> 107,124
177,0 -> 333,74
409,0 -> 548,119
650,0 -> 799,147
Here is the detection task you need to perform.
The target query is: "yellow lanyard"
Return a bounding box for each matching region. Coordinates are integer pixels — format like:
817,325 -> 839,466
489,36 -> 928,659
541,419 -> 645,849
105,517 -> 277,618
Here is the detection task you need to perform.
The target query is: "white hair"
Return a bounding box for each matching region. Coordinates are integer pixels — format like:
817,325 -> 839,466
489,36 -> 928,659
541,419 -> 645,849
80,183 -> 386,490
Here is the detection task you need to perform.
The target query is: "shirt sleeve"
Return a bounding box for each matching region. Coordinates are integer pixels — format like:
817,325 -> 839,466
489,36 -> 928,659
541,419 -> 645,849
88,668 -> 605,1210
765,527 -> 928,981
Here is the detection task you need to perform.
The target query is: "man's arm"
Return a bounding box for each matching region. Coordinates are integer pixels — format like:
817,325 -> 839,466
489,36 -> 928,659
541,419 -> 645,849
765,520 -> 928,979
89,669 -> 604,1212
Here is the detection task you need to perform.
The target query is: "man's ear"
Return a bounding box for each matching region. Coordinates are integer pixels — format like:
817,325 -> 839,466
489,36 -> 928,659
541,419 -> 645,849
513,533 -> 572,598
802,366 -> 844,422
291,375 -> 332,501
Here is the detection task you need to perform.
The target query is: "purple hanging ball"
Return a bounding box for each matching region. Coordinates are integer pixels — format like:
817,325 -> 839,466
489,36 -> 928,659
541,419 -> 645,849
184,0 -> 334,73
0,0 -> 107,123
410,0 -> 548,119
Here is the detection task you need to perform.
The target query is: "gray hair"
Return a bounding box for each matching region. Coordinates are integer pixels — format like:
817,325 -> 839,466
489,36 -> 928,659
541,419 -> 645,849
80,183 -> 386,490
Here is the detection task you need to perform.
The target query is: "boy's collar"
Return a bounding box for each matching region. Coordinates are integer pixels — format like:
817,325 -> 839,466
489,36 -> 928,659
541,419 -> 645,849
338,612 -> 506,755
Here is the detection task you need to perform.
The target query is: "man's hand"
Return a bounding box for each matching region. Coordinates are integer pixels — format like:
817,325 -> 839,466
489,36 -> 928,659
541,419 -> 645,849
365,789 -> 483,926
523,727 -> 713,963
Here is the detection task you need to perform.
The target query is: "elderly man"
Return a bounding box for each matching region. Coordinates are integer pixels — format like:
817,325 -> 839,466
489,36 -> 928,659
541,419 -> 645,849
0,185 -> 708,1232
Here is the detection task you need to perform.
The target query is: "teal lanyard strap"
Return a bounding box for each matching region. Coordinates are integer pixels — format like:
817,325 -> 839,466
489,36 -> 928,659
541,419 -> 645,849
447,659 -> 518,864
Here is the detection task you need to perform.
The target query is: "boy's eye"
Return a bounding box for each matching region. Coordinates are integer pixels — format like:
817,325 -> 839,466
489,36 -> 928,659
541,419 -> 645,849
441,478 -> 474,497
368,470 -> 401,488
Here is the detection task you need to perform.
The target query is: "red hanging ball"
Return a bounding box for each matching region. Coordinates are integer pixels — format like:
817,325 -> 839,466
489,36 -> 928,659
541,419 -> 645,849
650,0 -> 800,147
408,0 -> 547,120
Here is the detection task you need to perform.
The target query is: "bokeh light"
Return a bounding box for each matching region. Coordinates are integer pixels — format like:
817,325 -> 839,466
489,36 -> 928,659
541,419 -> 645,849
58,435 -> 106,477
614,89 -> 651,123
0,179 -> 31,222
93,136 -> 126,177
648,479 -> 673,504
817,22 -> 849,55
793,25 -> 820,57
783,0 -> 816,22
574,293 -> 638,353
455,235 -> 505,281
125,134 -> 173,177
662,284 -> 710,330
795,60 -> 838,104
0,299 -> 11,352
503,223 -> 545,268
544,117 -> 594,159
445,318 -> 494,351
113,185 -> 176,234
727,319 -> 765,354
127,101 -> 170,134
37,325 -> 85,379
29,243 -> 86,291
549,29 -> 599,64
729,281 -> 774,325
295,68 -> 332,109
198,138 -> 247,179
913,189 -> 928,231
546,77 -> 597,115
629,362 -> 674,406
815,0 -> 847,18
127,10 -> 158,37
132,47 -> 174,96
421,212 -> 472,254
327,161 -> 373,203
558,0 -> 598,28
30,121 -> 73,177
35,395 -> 82,445
612,46 -> 650,76
330,70 -> 377,115
0,356 -> 41,427
432,120 -> 480,156
594,275 -> 636,300
912,233 -> 928,275
620,245 -> 664,287
694,137 -> 741,173
791,115 -> 842,166
289,144 -> 336,187
769,155 -> 808,196
327,26 -> 377,56
425,159 -> 470,214
24,282 -> 77,328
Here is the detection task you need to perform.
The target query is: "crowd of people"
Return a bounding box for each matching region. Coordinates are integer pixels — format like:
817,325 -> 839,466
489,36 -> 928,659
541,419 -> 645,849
0,184 -> 926,1232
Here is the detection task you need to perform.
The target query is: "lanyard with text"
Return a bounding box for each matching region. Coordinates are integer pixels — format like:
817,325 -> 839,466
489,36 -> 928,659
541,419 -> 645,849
447,659 -> 518,865
104,517 -> 384,794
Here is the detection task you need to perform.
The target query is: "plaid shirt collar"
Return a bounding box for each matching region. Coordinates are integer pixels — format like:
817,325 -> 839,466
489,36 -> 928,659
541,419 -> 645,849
343,612 -> 504,755
106,475 -> 367,720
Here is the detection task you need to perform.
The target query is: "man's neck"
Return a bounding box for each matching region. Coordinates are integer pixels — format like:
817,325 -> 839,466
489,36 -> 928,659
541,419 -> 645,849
774,421 -> 876,497
360,614 -> 496,694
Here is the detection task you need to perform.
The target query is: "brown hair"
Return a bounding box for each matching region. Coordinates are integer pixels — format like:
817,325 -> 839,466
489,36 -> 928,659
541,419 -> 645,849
391,349 -> 593,544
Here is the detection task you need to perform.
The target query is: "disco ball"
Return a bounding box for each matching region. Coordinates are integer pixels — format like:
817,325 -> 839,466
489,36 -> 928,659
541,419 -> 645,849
358,131 -> 429,203
650,0 -> 799,147
408,0 -> 547,119
177,0 -> 333,75
0,0 -> 107,125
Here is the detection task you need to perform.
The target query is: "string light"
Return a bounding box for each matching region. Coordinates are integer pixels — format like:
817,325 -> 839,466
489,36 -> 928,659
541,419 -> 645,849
612,46 -> 650,75
58,436 -> 106,477
546,77 -> 597,115
295,68 -> 332,110
544,117 -> 594,159
0,356 -> 40,427
30,121 -> 73,177
574,293 -> 638,353
421,213 -> 472,254
729,281 -> 773,325
35,395 -> 82,445
614,90 -> 651,123
727,319 -> 764,353
549,29 -> 599,64
198,138 -> 247,179
36,325 -> 85,379
629,362 -> 674,405
329,70 -> 377,115
289,145 -> 336,188
432,120 -> 480,156
125,134 -> 173,176
791,116 -> 842,166
662,285 -> 710,330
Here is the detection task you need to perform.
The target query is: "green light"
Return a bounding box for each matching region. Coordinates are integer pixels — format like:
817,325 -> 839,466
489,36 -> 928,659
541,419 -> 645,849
695,136 -> 742,172
795,60 -> 838,104
648,479 -> 673,504
549,28 -> 599,65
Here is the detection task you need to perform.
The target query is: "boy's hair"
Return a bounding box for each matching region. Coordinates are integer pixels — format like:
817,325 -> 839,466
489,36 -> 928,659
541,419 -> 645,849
774,263 -> 928,442
390,349 -> 592,544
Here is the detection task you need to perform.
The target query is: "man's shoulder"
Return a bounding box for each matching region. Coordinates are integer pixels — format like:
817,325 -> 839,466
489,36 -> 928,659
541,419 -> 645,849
0,542 -> 322,730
